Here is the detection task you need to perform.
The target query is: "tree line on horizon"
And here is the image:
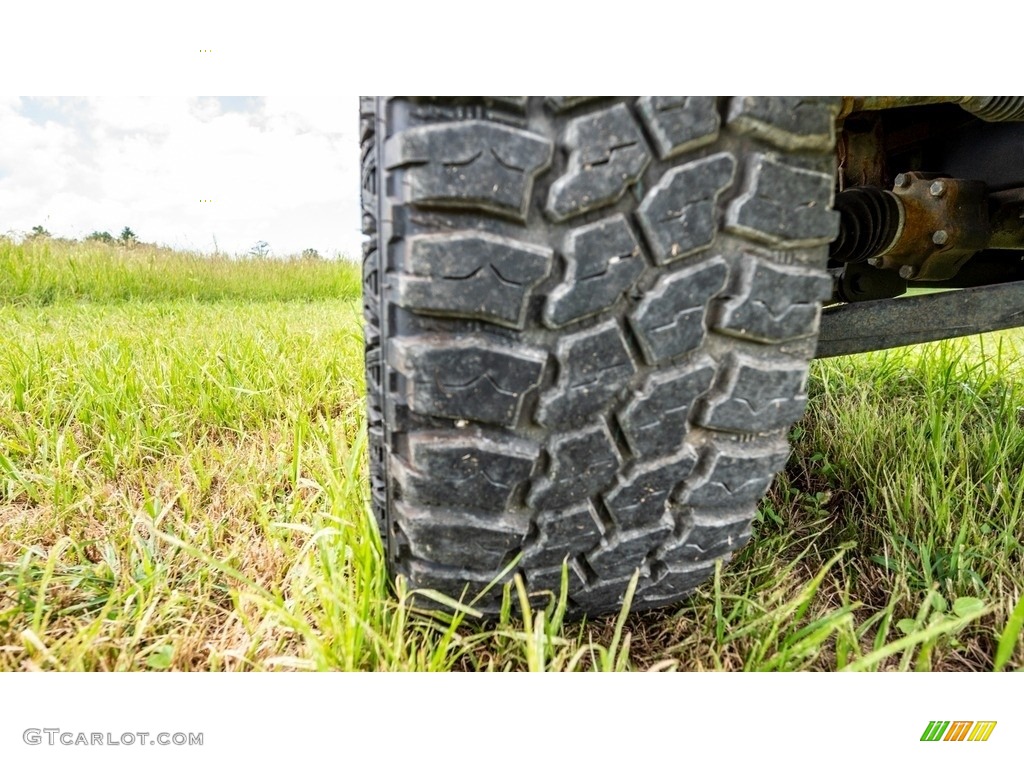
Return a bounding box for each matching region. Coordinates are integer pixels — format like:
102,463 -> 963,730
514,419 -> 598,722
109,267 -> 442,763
16,226 -> 325,260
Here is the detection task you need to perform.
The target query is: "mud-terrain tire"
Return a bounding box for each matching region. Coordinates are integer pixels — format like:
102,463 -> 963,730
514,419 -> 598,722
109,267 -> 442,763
361,97 -> 840,617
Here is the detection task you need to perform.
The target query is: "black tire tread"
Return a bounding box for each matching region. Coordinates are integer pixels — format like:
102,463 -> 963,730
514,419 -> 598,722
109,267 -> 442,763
362,96 -> 839,616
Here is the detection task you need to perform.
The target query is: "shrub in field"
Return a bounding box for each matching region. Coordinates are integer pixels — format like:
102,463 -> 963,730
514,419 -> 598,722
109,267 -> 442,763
119,227 -> 137,247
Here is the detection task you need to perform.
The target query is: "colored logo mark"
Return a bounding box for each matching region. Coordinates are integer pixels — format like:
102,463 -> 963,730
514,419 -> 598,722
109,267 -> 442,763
920,721 -> 997,742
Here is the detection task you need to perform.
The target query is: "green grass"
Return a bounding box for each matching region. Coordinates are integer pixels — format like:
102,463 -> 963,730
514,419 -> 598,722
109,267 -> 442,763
1,238 -> 1021,670
0,237 -> 361,305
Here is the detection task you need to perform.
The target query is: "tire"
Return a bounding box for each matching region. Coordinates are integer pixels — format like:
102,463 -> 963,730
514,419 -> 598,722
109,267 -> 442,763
361,97 -> 840,617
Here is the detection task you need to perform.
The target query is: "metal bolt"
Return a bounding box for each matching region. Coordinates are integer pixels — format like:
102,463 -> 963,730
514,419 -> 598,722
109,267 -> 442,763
930,180 -> 947,197
899,265 -> 918,279
932,230 -> 949,245
894,173 -> 911,189
866,257 -> 882,267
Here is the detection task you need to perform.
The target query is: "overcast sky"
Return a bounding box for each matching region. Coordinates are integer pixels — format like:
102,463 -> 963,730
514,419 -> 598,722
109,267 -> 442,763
0,95 -> 362,259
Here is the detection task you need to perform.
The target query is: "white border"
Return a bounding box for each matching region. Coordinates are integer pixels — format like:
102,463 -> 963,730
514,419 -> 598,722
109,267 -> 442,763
1,2 -> 1016,94
1,673 -> 1020,765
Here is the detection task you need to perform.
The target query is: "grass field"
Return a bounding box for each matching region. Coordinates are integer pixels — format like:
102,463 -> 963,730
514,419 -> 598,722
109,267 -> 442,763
1,237 -> 1021,671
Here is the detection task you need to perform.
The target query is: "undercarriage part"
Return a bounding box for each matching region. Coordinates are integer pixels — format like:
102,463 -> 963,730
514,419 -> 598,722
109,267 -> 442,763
833,260 -> 906,303
990,192 -> 1024,249
958,97 -> 1024,123
915,250 -> 1024,289
815,280 -> 1024,358
837,113 -> 886,190
931,121 -> 1024,190
874,172 -> 989,280
830,174 -> 1024,282
839,97 -> 1024,122
839,97 -> 956,118
829,187 -> 901,263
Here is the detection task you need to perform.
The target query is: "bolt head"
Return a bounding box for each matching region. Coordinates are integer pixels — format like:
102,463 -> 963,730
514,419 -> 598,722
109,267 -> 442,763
866,257 -> 882,267
930,180 -> 947,197
899,265 -> 917,279
932,230 -> 949,245
894,173 -> 910,189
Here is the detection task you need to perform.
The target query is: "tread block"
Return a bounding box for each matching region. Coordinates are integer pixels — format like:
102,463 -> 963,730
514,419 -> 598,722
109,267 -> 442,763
628,258 -> 729,365
359,96 -> 376,143
368,424 -> 387,530
695,354 -> 809,433
396,232 -> 554,329
636,153 -> 736,264
637,96 -> 721,159
362,243 -> 381,335
545,104 -> 651,221
385,121 -> 552,221
726,96 -> 840,152
394,501 -> 528,571
408,96 -> 529,112
537,320 -> 637,427
525,562 -> 588,597
365,345 -> 383,413
725,154 -> 839,246
394,434 -> 538,509
640,563 -> 716,602
575,576 -> 637,610
658,510 -> 753,565
603,449 -> 699,529
676,443 -> 789,506
544,215 -> 646,328
528,424 -> 620,512
712,257 -> 832,343
402,559 -> 505,609
361,143 -> 378,235
586,524 -> 671,580
485,96 -> 529,111
617,363 -> 716,459
390,336 -> 546,427
545,97 -> 605,113
522,504 -> 603,569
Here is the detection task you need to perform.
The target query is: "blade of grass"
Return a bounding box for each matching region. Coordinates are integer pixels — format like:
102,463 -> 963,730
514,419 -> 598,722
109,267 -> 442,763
994,591 -> 1024,671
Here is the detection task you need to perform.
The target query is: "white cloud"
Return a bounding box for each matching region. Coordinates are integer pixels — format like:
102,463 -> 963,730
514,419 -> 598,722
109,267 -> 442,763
0,95 -> 362,258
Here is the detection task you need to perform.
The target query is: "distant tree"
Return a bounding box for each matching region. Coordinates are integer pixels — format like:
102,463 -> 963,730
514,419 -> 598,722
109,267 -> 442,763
120,226 -> 137,245
301,248 -> 321,260
249,240 -> 270,258
30,225 -> 51,238
86,230 -> 115,243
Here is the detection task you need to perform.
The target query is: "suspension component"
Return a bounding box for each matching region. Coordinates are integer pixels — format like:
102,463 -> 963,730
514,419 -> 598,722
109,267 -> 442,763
817,279 -> 1024,358
839,96 -> 1024,122
958,97 -> 1024,122
876,172 -> 989,280
830,187 -> 901,263
830,173 -> 1001,281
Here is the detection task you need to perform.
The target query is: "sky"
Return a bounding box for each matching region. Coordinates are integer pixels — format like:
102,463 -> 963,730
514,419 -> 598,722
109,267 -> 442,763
0,95 -> 362,259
